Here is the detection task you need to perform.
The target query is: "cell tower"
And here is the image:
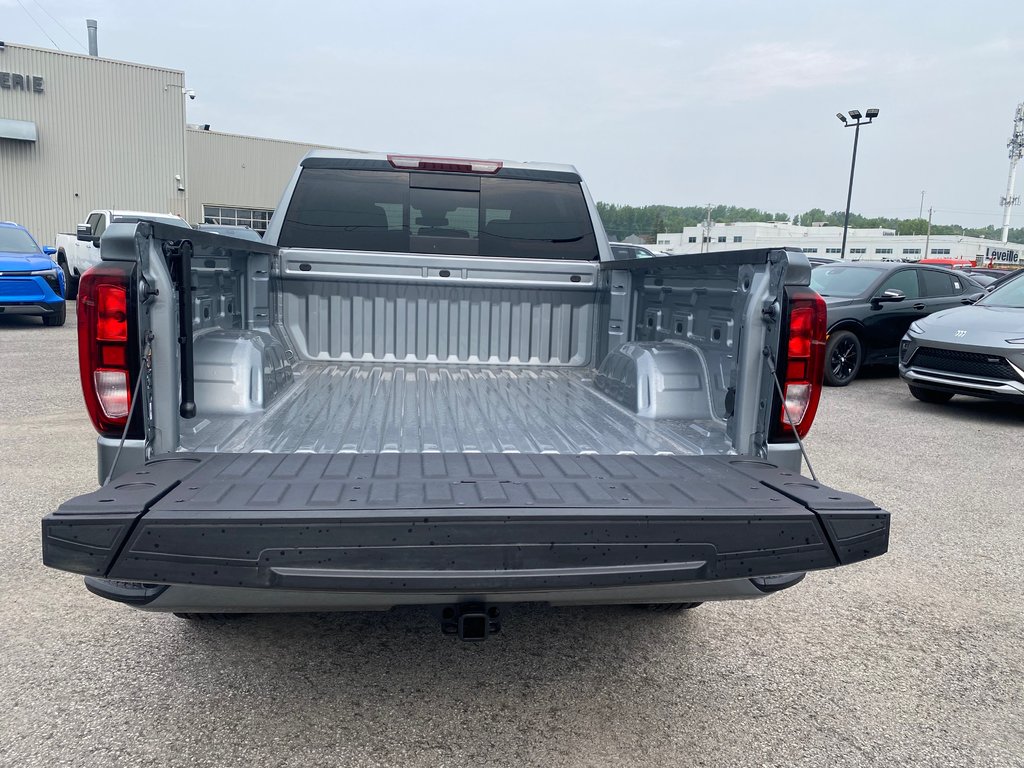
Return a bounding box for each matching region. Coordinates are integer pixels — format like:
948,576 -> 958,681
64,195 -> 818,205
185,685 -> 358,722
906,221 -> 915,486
1000,102 -> 1024,243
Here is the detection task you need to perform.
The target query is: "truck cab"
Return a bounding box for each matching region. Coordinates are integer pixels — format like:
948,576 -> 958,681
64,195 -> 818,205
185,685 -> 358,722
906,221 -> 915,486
55,209 -> 189,298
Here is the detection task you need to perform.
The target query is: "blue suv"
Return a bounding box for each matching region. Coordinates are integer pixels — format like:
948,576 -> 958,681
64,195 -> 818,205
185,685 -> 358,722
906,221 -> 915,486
0,221 -> 66,326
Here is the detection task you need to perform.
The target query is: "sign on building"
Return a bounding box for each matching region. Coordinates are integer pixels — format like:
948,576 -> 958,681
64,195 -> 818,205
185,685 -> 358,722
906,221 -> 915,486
0,72 -> 44,92
986,247 -> 1021,265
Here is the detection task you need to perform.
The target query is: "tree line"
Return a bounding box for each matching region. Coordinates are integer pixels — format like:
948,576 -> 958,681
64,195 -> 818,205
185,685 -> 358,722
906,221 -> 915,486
596,202 -> 1024,245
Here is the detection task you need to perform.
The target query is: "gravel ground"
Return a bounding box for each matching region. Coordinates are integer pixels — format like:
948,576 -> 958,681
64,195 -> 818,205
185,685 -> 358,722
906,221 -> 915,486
1,310 -> 1022,767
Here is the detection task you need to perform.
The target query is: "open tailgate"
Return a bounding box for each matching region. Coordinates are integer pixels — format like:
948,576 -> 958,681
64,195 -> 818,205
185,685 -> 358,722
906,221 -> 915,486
43,453 -> 889,591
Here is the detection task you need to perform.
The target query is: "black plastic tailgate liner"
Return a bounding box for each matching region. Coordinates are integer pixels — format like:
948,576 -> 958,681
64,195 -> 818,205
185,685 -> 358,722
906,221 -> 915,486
43,453 -> 889,590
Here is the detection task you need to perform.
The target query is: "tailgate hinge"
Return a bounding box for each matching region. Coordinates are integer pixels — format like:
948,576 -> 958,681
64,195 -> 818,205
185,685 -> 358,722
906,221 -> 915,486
761,299 -> 780,323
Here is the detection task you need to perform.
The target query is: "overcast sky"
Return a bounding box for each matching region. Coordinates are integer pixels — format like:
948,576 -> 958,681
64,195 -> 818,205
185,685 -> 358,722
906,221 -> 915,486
5,0 -> 1024,226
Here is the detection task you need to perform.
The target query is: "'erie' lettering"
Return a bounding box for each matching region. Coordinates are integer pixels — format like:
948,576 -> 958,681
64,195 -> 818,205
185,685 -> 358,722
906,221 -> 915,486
0,72 -> 45,92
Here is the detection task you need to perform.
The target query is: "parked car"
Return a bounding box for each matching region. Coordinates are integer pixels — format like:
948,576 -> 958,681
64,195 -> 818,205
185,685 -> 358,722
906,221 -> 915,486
961,272 -> 998,287
917,258 -> 974,269
982,269 -> 1023,292
810,261 -> 986,386
0,221 -> 66,326
41,150 -> 889,635
55,209 -> 190,298
964,267 -> 1014,281
196,223 -> 263,241
900,270 -> 1024,404
609,242 -> 666,260
807,255 -> 838,266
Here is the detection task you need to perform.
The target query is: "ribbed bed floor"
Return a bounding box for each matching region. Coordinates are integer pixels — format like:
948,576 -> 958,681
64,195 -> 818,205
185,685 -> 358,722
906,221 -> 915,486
178,363 -> 731,456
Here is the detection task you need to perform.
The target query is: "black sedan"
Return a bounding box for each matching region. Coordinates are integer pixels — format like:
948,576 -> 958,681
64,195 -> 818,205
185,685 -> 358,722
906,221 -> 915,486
809,262 -> 986,386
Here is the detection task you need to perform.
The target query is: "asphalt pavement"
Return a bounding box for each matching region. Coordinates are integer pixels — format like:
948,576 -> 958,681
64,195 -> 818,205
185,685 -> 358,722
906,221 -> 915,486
1,310 -> 1022,768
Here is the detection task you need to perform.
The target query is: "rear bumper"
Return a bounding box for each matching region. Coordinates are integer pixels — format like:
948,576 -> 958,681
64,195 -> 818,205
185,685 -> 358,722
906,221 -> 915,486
83,573 -> 805,611
43,453 -> 889,610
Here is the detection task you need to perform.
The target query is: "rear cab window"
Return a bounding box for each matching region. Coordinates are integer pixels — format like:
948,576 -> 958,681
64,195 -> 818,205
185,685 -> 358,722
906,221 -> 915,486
279,165 -> 599,260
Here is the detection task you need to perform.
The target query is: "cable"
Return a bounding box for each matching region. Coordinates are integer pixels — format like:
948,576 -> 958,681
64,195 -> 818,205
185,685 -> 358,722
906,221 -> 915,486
14,0 -> 62,50
104,336 -> 152,486
764,348 -> 818,482
31,0 -> 88,52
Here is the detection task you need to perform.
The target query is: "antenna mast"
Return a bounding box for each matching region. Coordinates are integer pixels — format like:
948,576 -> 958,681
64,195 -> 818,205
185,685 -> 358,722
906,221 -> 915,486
1000,102 -> 1024,243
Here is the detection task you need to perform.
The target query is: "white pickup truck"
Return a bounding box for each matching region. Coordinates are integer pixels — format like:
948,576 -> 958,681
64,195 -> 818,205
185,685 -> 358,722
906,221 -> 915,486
55,209 -> 189,298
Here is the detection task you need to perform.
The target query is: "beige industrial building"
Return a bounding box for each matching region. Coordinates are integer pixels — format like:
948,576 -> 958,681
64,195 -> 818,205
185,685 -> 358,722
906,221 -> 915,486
0,41 -> 341,243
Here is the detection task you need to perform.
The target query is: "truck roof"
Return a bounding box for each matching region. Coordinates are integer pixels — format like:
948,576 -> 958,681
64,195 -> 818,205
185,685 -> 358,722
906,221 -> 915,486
301,149 -> 581,177
103,210 -> 188,221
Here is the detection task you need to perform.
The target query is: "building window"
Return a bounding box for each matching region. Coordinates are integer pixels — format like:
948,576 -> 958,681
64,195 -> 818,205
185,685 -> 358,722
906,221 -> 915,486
850,248 -> 867,254
825,247 -> 842,254
717,236 -> 726,243
930,248 -> 951,255
875,248 -> 893,254
657,239 -> 669,245
802,247 -> 818,253
688,236 -> 697,243
902,248 -> 921,255
203,205 -> 274,234
733,235 -> 742,243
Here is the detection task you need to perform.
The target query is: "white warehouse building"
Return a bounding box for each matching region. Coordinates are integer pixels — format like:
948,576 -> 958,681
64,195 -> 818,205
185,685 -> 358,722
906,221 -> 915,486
655,222 -> 1024,267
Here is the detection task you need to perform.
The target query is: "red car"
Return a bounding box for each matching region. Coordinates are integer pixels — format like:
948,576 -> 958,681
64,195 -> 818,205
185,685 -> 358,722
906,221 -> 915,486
917,258 -> 974,269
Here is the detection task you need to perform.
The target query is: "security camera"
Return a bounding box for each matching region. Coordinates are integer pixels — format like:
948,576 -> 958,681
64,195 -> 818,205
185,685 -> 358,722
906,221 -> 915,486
186,89 -> 196,100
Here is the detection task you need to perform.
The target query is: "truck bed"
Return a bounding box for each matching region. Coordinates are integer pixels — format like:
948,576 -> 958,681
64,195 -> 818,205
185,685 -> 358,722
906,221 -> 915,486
179,362 -> 732,456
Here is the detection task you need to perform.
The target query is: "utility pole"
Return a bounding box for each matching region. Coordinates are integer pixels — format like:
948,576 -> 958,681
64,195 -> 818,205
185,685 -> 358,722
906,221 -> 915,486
700,203 -> 713,253
919,191 -> 925,220
923,207 -> 933,260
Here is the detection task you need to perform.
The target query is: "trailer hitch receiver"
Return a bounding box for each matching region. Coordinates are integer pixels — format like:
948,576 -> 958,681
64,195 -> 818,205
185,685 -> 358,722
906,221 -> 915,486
441,604 -> 501,641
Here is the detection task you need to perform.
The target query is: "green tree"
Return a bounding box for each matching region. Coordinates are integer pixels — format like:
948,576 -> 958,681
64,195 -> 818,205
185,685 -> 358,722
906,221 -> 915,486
595,201 -> 1024,246
800,208 -> 830,226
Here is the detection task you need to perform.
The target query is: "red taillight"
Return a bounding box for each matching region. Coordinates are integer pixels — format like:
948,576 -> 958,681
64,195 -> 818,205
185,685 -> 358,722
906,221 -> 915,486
779,288 -> 827,438
96,285 -> 128,341
78,263 -> 138,437
387,154 -> 503,174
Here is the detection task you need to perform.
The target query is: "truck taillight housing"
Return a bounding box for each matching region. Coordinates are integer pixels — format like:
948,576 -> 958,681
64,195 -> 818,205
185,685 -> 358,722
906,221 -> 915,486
778,287 -> 827,438
78,263 -> 142,437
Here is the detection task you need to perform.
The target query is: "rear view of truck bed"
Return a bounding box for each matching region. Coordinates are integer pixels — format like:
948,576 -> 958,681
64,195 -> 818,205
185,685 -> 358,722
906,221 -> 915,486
44,150 -> 889,630
180,362 -> 731,455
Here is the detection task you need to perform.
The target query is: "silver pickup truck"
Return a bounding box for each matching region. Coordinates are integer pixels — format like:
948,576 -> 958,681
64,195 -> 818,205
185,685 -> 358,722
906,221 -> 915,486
42,151 -> 889,639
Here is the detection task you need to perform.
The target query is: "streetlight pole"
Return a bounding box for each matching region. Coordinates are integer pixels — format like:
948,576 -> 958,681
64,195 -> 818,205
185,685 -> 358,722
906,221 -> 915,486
923,207 -> 933,261
836,108 -> 879,260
